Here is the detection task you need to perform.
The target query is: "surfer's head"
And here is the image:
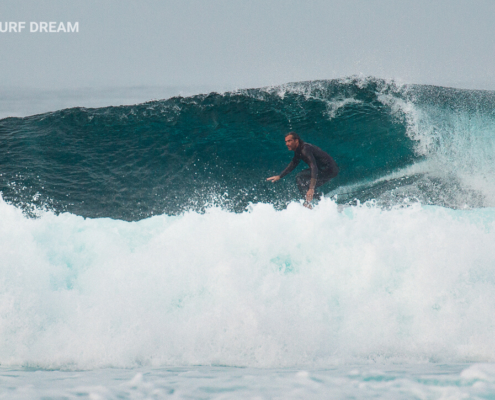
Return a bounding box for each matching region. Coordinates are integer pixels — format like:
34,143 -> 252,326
285,132 -> 301,151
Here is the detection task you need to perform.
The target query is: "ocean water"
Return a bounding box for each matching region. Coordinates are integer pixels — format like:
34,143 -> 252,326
4,364 -> 495,399
1,76 -> 495,399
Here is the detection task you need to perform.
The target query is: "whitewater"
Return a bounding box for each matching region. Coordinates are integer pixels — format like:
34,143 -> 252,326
2,76 -> 495,398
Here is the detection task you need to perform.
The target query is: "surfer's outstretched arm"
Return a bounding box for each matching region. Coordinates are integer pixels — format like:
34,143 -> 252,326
267,156 -> 300,182
279,157 -> 300,179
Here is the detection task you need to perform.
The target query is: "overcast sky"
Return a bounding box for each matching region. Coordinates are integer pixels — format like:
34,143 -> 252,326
1,0 -> 495,92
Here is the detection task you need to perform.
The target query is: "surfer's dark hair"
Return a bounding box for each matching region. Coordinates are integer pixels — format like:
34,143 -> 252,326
285,132 -> 302,142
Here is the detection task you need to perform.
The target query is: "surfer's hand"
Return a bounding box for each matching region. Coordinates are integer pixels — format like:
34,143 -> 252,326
266,175 -> 280,182
306,188 -> 314,202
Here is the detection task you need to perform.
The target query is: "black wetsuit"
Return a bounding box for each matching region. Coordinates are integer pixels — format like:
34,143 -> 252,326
279,141 -> 338,198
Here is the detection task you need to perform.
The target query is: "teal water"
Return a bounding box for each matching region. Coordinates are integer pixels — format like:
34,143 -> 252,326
2,77 -> 495,219
2,77 -> 495,398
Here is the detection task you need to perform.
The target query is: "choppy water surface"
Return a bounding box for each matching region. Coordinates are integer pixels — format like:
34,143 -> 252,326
2,77 -> 495,398
5,364 -> 495,399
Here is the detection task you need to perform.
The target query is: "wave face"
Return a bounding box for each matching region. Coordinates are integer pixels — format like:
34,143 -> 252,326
2,77 -> 495,370
2,76 -> 495,219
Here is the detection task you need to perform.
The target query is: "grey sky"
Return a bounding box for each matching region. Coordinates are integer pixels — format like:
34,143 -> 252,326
1,0 -> 495,92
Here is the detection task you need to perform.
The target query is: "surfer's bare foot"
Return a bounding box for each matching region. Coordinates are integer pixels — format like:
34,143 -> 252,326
303,201 -> 313,209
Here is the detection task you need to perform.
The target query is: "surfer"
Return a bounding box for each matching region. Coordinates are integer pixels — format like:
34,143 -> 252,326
266,132 -> 338,207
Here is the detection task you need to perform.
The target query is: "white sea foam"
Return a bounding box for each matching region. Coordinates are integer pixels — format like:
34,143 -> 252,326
377,86 -> 495,206
1,196 -> 495,370
3,364 -> 493,400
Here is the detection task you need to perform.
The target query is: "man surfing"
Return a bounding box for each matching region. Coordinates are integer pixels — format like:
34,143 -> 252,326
266,132 -> 338,208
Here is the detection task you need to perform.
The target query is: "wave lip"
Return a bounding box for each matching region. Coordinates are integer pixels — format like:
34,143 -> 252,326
1,76 -> 495,219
